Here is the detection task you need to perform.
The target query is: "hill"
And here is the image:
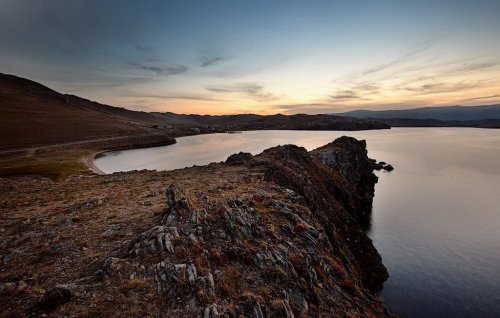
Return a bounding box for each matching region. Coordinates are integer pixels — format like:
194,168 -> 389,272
154,112 -> 389,131
1,73 -> 389,151
0,73 -> 170,150
334,104 -> 500,121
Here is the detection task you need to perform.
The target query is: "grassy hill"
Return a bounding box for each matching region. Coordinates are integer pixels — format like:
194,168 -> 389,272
0,73 -> 168,149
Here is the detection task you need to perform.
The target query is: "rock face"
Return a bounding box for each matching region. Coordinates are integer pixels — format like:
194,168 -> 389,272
0,136 -> 392,317
106,137 -> 389,317
259,137 -> 388,292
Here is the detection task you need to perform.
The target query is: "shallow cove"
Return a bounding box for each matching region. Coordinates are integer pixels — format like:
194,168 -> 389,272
96,128 -> 500,317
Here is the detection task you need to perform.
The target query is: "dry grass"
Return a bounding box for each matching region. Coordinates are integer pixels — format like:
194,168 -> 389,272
341,279 -> 361,296
218,265 -> 243,299
0,142 -> 392,317
209,248 -> 228,266
0,132 -> 175,180
264,265 -> 288,282
118,277 -> 153,296
0,149 -> 90,180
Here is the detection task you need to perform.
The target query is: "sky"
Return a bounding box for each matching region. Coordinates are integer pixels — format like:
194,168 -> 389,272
1,0 -> 500,115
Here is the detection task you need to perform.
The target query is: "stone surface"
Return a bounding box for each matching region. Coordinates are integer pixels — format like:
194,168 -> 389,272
0,136 -> 393,317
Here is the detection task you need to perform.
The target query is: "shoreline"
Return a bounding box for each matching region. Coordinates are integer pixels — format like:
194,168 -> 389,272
85,126 -> 493,176
0,133 -> 177,180
9,126 -> 487,179
81,151 -> 107,175
85,137 -> 182,175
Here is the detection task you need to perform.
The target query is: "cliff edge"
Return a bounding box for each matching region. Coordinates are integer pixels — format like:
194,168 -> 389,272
0,137 -> 392,317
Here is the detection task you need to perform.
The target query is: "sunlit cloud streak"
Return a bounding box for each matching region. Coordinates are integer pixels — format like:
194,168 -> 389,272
207,83 -> 279,102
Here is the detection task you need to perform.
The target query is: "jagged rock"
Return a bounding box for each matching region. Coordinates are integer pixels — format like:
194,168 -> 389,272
162,184 -> 192,224
196,274 -> 214,296
252,299 -> 265,318
225,152 -> 254,165
187,263 -> 197,284
383,164 -> 394,171
261,139 -> 389,291
188,233 -> 198,244
132,225 -> 179,255
372,161 -> 384,171
103,257 -> 123,276
3,137 -> 394,317
102,224 -> 122,236
206,272 -> 215,293
73,197 -> 103,211
373,161 -> 394,172
189,210 -> 199,224
203,304 -> 219,318
0,282 -> 16,292
283,299 -> 295,318
34,285 -> 74,312
165,184 -> 190,211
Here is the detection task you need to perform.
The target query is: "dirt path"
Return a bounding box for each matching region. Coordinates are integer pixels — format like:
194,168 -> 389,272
0,133 -> 166,155
0,132 -> 177,178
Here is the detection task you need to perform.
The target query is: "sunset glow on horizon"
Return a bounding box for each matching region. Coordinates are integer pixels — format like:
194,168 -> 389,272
1,0 -> 499,115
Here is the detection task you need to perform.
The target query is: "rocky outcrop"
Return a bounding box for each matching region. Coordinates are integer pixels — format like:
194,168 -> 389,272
95,136 -> 391,317
258,137 -> 388,292
310,136 -> 380,225
0,136 -> 392,317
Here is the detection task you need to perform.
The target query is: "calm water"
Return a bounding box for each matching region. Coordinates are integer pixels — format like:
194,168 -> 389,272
96,128 -> 500,317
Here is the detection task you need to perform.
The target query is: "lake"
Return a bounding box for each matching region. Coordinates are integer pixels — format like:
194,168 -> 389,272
95,128 -> 500,317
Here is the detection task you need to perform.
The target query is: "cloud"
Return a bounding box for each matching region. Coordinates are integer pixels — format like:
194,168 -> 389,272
453,62 -> 498,73
362,42 -> 432,76
271,103 -> 335,113
402,61 -> 499,83
330,90 -> 361,100
329,82 -> 379,101
134,44 -> 154,53
403,81 -> 484,95
163,65 -> 188,75
461,94 -> 500,102
130,61 -> 188,75
201,56 -> 226,67
122,92 -> 221,102
141,66 -> 163,73
43,72 -> 157,89
206,83 -> 278,102
353,82 -> 379,93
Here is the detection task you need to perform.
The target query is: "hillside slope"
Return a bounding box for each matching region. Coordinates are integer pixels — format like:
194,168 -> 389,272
334,104 -> 500,121
0,137 -> 392,317
0,73 -> 167,149
153,112 -> 390,131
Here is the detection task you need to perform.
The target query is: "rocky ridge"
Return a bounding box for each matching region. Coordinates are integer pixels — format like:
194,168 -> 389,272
0,137 -> 393,317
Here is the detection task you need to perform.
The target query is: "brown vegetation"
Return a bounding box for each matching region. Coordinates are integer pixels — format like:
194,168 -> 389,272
0,137 -> 393,317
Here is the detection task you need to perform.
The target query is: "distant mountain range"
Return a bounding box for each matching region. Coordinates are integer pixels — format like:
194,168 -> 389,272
334,105 -> 500,121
